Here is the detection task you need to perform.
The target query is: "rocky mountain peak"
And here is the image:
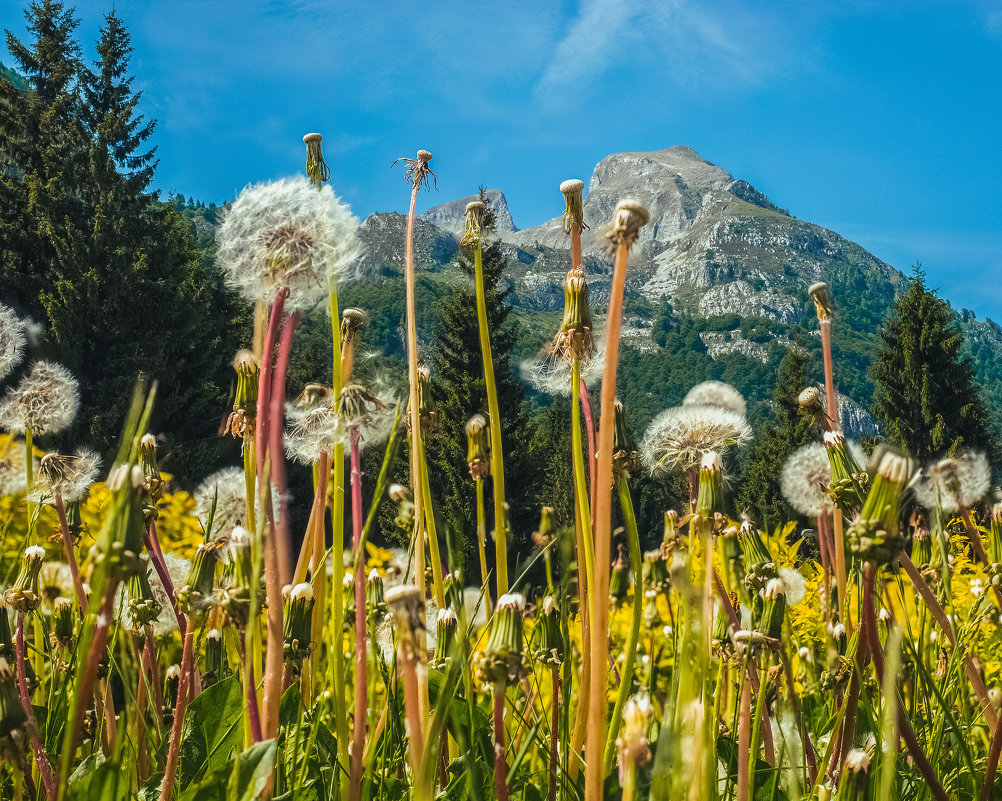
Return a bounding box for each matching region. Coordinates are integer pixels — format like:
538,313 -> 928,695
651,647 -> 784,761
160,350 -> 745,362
420,188 -> 516,236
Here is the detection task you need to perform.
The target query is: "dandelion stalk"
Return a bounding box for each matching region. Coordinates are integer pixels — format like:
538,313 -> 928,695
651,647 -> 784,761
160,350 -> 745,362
585,199 -> 648,801
348,428 -> 367,801
463,199 -> 509,595
11,607 -> 54,800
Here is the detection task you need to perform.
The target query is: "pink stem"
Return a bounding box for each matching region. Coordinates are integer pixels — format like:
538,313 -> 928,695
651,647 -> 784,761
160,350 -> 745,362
269,310 -> 300,585
160,623 -> 196,801
16,616 -> 55,799
53,492 -> 86,609
493,684 -> 509,801
985,711 -> 1002,801
143,627 -> 164,728
239,635 -> 263,743
256,291 -> 287,483
145,523 -> 186,640
349,429 -> 367,801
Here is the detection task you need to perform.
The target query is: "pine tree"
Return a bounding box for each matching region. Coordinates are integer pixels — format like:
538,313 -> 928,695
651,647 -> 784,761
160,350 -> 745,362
425,190 -> 537,569
735,347 -> 817,528
872,266 -> 998,463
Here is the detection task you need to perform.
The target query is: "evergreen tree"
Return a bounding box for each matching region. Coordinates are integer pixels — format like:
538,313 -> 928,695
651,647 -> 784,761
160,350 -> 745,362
735,347 -> 816,529
425,190 -> 537,569
0,6 -> 245,477
872,266 -> 998,463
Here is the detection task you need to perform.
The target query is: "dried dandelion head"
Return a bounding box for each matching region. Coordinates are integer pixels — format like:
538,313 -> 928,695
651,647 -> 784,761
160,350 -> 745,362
33,448 -> 101,505
613,399 -> 639,478
465,414 -> 490,480
548,265 -> 596,362
303,132 -> 330,188
912,452 -> 991,513
0,361 -> 79,435
641,404 -> 752,476
225,350 -> 260,438
604,199 -> 649,249
340,307 -> 368,382
216,177 -> 360,310
393,149 -> 436,190
285,385 -> 342,464
560,178 -> 588,234
5,546 -> 45,613
808,281 -> 835,321
0,305 -> 26,383
405,362 -> 436,433
460,200 -> 486,248
684,381 -> 747,418
798,386 -> 831,431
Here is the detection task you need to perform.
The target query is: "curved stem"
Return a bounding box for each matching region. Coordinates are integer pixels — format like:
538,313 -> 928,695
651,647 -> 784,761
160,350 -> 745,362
473,241 -> 508,595
585,237 -> 631,801
53,491 -> 86,608
604,476 -> 643,770
146,523 -> 187,639
16,615 -> 54,799
349,431 -> 368,801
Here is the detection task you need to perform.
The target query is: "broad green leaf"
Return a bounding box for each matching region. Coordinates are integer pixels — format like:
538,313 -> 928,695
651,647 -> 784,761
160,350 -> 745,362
68,761 -> 129,801
178,675 -> 244,788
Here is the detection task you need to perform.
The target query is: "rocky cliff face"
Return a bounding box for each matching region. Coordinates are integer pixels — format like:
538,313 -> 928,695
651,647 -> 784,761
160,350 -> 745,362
420,189 -> 517,236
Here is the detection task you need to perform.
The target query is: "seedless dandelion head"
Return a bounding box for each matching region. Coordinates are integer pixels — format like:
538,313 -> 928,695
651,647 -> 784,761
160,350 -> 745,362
0,304 -> 26,382
640,404 -> 752,476
605,199 -> 649,249
912,452 -> 991,513
683,381 -> 747,418
0,361 -> 79,435
216,177 -> 360,310
560,178 -> 588,233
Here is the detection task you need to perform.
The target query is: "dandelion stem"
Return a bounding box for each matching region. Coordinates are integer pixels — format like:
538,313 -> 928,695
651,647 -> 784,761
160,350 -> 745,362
985,711 -> 1002,801
585,211 -> 640,801
52,490 -> 86,608
15,615 -> 54,799
269,310 -> 300,585
473,238 -> 508,595
604,476 -> 643,770
492,682 -> 509,801
349,429 -> 368,801
146,523 -> 187,639
475,479 -> 491,615
160,622 -> 196,801
736,669 -> 752,801
549,666 -> 560,801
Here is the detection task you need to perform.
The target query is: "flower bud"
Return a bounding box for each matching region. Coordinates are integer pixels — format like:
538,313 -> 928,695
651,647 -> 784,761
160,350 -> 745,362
479,593 -> 528,684
176,540 -> 224,616
643,549 -> 670,595
531,506 -> 556,550
465,415 -> 490,480
283,582 -> 315,662
405,362 -> 436,434
551,266 -> 594,361
127,568 -> 163,633
616,692 -> 653,780
203,628 -> 223,687
389,484 -> 415,532
386,584 -> 426,663
823,430 -> 868,515
533,595 -> 563,665
50,597 -> 74,651
847,450 -> 913,565
367,568 -> 386,618
760,578 -> 786,641
609,544 -> 630,608
340,308 -> 368,383
694,452 -> 726,519
431,606 -> 458,670
840,748 -> 871,801
612,400 -> 639,478
226,350 -> 260,439
5,546 -> 45,614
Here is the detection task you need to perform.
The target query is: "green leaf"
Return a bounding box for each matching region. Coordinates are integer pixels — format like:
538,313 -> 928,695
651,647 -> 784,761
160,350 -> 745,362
68,761 -> 129,801
177,739 -> 277,801
178,675 -> 245,788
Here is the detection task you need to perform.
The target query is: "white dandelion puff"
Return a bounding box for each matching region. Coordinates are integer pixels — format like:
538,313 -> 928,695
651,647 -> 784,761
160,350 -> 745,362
39,562 -> 74,605
215,177 -> 361,311
912,452 -> 991,513
148,553 -> 190,638
640,404 -> 752,476
0,304 -> 26,382
780,441 -> 866,517
32,448 -> 102,505
777,567 -> 807,606
521,335 -> 605,397
0,438 -> 35,496
0,361 -> 79,435
339,381 -> 397,450
285,392 -> 343,465
683,380 -> 747,418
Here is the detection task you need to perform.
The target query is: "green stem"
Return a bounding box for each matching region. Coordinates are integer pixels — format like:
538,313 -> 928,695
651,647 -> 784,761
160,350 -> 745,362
604,475 -> 643,770
418,434 -> 445,607
475,479 -> 491,615
473,241 -> 508,595
570,360 -> 596,632
747,657 -> 770,801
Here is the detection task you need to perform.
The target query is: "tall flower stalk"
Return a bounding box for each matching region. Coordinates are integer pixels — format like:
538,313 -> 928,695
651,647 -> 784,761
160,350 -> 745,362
585,199 -> 648,801
462,199 -> 509,596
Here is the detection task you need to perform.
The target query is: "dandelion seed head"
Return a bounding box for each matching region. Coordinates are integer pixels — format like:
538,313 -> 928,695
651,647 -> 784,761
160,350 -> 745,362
194,467 -> 249,537
339,380 -> 396,449
0,361 -> 79,435
913,452 -> 991,513
683,381 -> 746,418
32,448 -> 102,504
640,404 -> 751,476
39,562 -> 73,604
216,177 -> 361,311
521,336 -> 605,397
777,567 -> 807,606
0,439 -> 34,496
780,441 -> 865,517
149,553 -> 190,638
285,393 -> 342,464
0,304 -> 26,382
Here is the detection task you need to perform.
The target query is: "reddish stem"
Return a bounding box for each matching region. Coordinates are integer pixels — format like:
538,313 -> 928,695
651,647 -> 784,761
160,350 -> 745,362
160,623 -> 196,801
269,310 -> 300,585
143,627 -> 164,729
238,634 -> 263,743
256,291 -> 287,482
145,523 -> 186,640
985,711 -> 1002,801
16,616 -> 55,799
349,429 -> 368,801
737,672 -> 752,801
493,684 -> 509,801
53,492 -> 86,609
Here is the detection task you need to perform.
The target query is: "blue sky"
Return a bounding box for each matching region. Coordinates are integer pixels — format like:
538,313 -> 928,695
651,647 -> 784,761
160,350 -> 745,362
3,0 -> 1001,318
